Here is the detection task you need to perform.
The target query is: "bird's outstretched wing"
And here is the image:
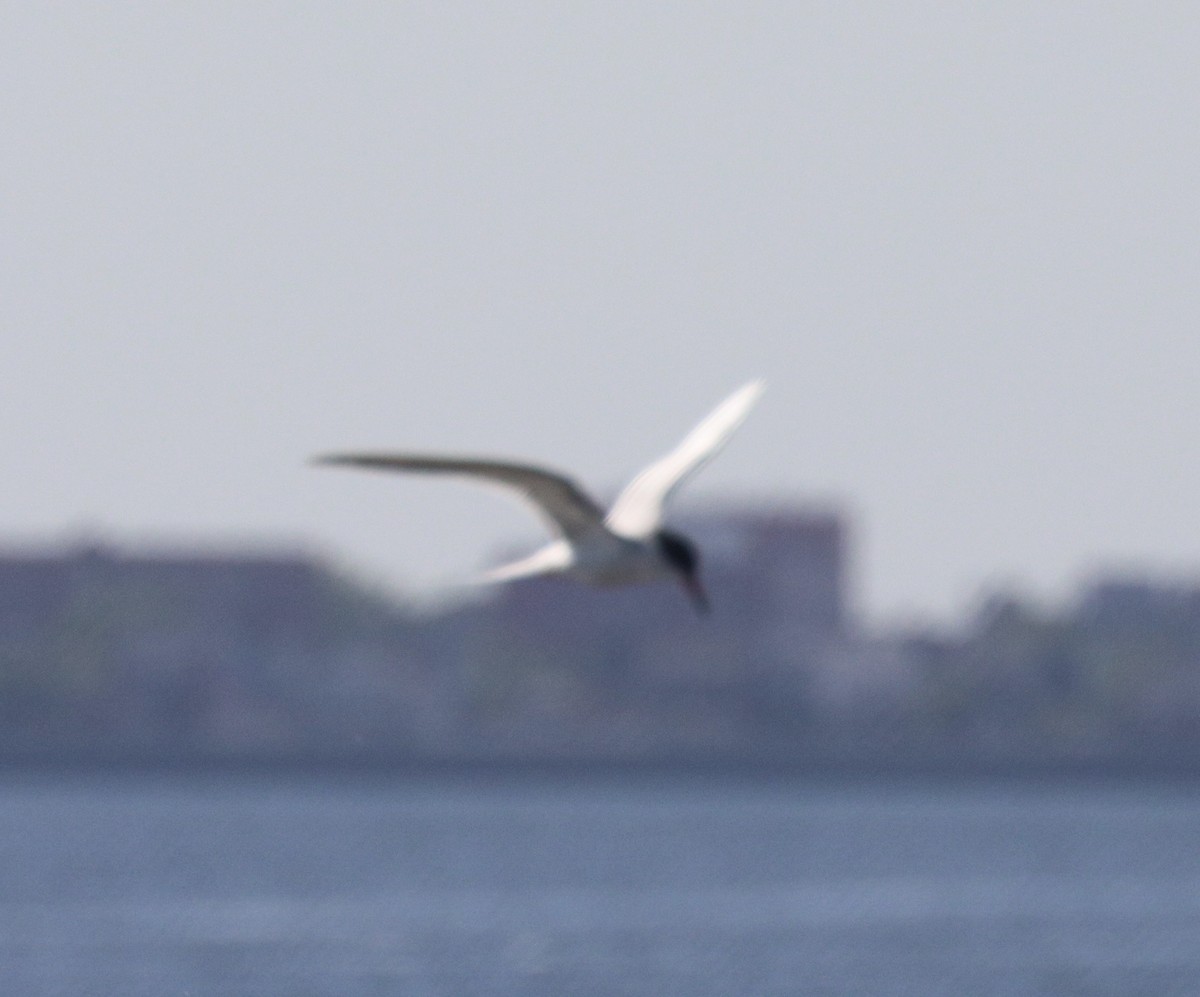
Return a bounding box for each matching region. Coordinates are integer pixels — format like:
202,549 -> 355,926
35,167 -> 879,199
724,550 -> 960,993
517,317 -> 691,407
604,380 -> 765,538
312,454 -> 607,541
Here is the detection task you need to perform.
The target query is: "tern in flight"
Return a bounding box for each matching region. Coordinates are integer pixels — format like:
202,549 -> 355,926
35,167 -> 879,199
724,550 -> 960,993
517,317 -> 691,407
313,381 -> 764,614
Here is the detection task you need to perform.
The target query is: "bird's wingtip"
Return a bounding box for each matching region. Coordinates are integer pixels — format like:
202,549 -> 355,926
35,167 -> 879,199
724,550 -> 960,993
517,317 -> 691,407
309,454 -> 352,468
730,379 -> 766,408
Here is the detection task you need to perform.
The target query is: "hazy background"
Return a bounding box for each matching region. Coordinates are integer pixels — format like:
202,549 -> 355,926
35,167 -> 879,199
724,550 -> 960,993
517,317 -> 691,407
4,3 -> 1199,625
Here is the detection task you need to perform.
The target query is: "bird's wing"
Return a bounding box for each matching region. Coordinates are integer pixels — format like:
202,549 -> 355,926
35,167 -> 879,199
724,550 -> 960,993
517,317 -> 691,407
312,454 -> 607,541
604,380 -> 765,538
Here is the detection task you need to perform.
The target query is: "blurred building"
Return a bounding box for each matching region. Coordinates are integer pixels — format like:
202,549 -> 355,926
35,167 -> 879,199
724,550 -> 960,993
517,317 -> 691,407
3,516 -> 1198,770
0,542 -> 364,756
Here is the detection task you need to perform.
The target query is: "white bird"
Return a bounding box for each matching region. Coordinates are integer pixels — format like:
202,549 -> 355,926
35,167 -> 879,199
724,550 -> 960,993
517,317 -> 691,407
313,381 -> 765,614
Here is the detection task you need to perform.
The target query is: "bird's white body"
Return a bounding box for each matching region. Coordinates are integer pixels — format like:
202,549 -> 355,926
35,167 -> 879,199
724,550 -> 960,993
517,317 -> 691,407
315,381 -> 764,610
488,531 -> 664,587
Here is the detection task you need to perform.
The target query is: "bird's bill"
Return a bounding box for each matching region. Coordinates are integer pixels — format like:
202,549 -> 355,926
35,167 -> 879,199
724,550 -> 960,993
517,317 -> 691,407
681,574 -> 710,615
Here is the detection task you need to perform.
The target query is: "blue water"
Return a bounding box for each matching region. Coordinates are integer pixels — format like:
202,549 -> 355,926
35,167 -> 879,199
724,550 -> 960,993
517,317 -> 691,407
0,772 -> 1197,996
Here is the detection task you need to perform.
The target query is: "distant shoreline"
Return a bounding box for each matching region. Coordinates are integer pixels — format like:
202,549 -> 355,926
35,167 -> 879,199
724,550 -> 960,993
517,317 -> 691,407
3,751 -> 1198,783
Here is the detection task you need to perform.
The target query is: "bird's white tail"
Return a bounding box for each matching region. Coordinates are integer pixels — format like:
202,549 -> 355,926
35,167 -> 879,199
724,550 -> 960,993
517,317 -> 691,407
476,542 -> 573,585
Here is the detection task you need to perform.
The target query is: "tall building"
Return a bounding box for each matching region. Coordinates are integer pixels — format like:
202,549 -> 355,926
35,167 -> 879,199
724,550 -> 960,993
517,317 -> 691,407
687,507 -> 848,638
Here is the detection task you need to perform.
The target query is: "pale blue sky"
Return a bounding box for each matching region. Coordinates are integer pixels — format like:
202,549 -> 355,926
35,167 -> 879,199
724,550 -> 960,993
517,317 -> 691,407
3,4 -> 1199,623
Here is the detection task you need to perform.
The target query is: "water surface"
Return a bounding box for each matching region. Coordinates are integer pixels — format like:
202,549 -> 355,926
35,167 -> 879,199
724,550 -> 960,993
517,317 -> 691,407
1,773 -> 1197,995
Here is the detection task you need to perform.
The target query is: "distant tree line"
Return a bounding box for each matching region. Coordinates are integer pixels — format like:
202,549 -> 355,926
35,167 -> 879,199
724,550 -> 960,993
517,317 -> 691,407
1,525 -> 1198,772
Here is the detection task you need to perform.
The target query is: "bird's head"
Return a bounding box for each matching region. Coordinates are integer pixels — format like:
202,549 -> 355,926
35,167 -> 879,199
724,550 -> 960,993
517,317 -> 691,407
655,530 -> 709,616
